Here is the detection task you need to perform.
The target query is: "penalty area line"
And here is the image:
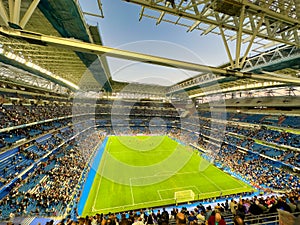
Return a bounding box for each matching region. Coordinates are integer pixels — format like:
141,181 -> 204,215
129,178 -> 135,205
157,190 -> 163,200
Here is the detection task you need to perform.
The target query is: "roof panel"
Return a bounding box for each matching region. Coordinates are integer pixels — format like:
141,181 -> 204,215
0,0 -> 111,92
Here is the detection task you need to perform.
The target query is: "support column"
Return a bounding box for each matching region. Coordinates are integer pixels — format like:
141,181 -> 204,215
296,0 -> 300,20
20,0 -> 40,28
12,0 -> 21,24
0,0 -> 9,25
235,5 -> 245,69
240,16 -> 264,67
8,0 -> 14,21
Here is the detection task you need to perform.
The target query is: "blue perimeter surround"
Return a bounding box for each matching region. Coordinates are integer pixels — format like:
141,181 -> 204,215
77,137 -> 108,215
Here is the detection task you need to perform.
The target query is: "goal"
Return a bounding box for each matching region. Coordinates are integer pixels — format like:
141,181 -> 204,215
174,190 -> 195,203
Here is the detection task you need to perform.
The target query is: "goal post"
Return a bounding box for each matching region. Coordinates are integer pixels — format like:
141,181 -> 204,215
174,190 -> 195,203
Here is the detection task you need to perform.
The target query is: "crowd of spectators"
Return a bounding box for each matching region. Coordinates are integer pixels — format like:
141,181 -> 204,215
31,190 -> 300,225
0,102 -> 72,129
226,124 -> 300,148
198,111 -> 300,129
0,129 -> 104,220
0,122 -> 89,186
204,141 -> 300,192
196,118 -> 300,168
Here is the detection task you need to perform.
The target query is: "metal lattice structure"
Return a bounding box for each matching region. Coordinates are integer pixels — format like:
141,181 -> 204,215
124,0 -> 300,99
166,44 -> 300,98
243,45 -> 300,72
130,0 -> 300,67
0,62 -> 69,94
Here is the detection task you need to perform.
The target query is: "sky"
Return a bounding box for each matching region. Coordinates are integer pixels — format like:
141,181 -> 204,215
78,0 -> 243,86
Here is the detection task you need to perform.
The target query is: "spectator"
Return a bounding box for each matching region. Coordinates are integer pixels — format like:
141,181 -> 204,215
176,212 -> 186,225
196,211 -> 206,225
207,212 -> 226,225
161,208 -> 169,224
230,199 -> 237,215
132,216 -> 144,225
187,211 -> 197,225
145,213 -> 154,225
233,215 -> 245,225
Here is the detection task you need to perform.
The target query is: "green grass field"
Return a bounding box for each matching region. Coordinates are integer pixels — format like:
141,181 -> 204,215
81,136 -> 254,216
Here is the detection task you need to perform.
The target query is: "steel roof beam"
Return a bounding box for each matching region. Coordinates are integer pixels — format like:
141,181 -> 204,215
8,0 -> 14,22
2,27 -> 300,85
189,80 -> 284,98
12,0 -> 21,25
32,58 -> 83,63
0,0 -> 9,26
235,5 -> 245,68
124,0 -> 300,47
240,0 -> 298,25
20,0 -> 41,28
297,0 -> 300,19
2,0 -> 41,29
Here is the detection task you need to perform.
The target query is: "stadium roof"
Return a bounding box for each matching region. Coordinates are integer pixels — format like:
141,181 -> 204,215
0,0 -> 300,99
0,0 -> 112,92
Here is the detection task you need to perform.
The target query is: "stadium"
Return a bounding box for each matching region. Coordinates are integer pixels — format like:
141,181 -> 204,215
0,0 -> 299,224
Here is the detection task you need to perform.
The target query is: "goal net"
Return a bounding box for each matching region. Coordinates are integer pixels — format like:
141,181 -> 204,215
174,190 -> 195,203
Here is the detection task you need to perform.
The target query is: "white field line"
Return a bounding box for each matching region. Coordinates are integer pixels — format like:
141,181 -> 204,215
198,187 -> 249,197
222,171 -> 250,188
194,186 -> 201,193
199,172 -> 223,191
157,190 -> 163,200
158,185 -> 198,193
129,178 -> 135,205
129,171 -> 200,181
92,198 -> 174,212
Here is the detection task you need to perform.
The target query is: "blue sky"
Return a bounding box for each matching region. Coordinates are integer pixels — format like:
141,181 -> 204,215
78,0 -> 237,86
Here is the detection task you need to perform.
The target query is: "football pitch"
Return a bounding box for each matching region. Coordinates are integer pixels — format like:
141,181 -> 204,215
80,135 -> 254,216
